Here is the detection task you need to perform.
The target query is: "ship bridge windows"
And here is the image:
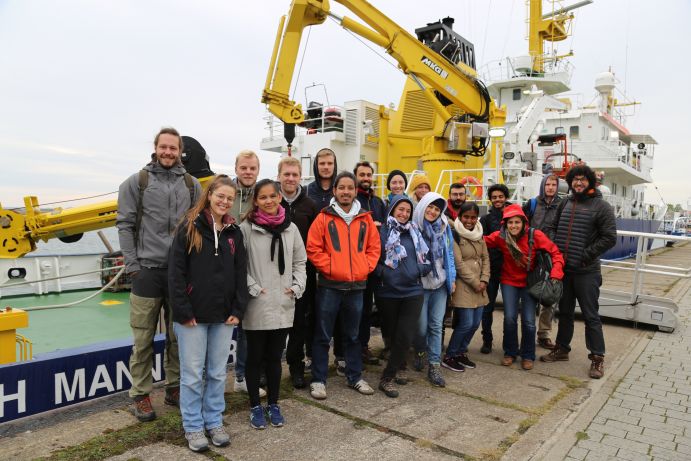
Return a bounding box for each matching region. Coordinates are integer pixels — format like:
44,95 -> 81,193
512,88 -> 521,101
570,125 -> 580,140
555,126 -> 565,135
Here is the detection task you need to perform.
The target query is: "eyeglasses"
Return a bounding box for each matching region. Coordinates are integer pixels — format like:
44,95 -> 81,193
212,193 -> 234,203
572,177 -> 588,184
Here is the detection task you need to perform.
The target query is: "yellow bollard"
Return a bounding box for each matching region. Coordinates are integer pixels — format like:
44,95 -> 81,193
0,307 -> 29,364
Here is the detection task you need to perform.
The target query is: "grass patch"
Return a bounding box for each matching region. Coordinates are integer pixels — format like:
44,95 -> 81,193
517,415 -> 539,434
575,431 -> 589,441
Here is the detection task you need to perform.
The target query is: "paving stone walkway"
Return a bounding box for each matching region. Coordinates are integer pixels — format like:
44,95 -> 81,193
566,276 -> 691,460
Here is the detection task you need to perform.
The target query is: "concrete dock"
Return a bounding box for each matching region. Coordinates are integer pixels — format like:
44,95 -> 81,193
1,242 -> 689,461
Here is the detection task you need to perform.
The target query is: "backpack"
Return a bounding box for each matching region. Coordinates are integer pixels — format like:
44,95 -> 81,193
526,228 -> 563,305
134,169 -> 195,245
527,197 -> 538,219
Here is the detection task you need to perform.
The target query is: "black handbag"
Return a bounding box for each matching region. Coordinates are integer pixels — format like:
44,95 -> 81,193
526,228 -> 563,305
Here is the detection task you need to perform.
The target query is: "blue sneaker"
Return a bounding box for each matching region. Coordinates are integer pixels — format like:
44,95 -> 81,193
266,404 -> 285,427
249,405 -> 267,430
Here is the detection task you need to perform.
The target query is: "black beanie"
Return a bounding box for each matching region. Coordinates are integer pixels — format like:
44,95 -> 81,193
386,169 -> 408,191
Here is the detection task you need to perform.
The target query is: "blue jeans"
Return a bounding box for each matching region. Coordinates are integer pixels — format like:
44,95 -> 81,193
312,287 -> 363,385
414,286 -> 447,364
500,284 -> 537,361
446,307 -> 483,357
174,322 -> 233,432
234,325 -> 247,379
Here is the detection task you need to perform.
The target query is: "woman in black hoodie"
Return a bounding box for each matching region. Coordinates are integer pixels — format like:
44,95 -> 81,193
169,175 -> 249,452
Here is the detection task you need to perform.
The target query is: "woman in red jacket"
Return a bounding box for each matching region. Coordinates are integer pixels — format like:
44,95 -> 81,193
484,204 -> 564,370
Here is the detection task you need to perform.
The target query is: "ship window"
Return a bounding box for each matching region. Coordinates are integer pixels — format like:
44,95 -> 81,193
512,88 -> 521,100
570,126 -> 580,140
623,186 -> 627,197
611,183 -> 617,194
555,126 -> 565,135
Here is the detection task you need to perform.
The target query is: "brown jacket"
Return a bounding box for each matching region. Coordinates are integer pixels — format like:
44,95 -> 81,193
451,233 -> 491,308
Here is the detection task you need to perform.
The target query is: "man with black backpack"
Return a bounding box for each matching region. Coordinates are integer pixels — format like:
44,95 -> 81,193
523,174 -> 562,350
117,127 -> 202,422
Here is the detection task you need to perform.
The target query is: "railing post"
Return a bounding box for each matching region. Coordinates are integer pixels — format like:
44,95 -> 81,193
630,235 -> 646,305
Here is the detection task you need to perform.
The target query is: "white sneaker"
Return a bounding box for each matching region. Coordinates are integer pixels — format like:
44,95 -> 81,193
350,379 -> 374,395
234,378 -> 267,398
310,382 -> 327,400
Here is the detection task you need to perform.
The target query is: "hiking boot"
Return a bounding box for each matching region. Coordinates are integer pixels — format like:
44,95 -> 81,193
589,354 -> 605,379
441,356 -> 465,373
164,386 -> 179,407
132,396 -> 156,422
394,367 -> 409,385
266,404 -> 285,427
362,348 -> 381,365
335,358 -> 346,377
413,351 -> 426,371
379,377 -> 399,398
291,373 -> 306,389
521,359 -> 534,370
501,356 -> 514,366
480,340 -> 492,354
249,405 -> 267,429
540,346 -> 570,362
537,337 -> 557,350
234,378 -> 267,397
310,382 -> 327,400
349,379 -> 375,395
185,431 -> 209,452
457,353 -> 476,369
206,426 -> 230,447
428,363 -> 446,387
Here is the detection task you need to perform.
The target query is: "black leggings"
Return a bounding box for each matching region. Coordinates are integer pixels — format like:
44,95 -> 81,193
245,328 -> 289,407
377,295 -> 424,379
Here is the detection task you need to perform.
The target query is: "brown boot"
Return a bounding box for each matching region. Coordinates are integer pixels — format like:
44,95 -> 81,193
537,337 -> 556,350
540,345 -> 569,362
589,354 -> 605,379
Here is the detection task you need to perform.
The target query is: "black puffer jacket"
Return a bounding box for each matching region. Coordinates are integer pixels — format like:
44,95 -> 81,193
282,186 -> 319,243
548,190 -> 617,274
480,203 -> 510,277
168,211 -> 249,324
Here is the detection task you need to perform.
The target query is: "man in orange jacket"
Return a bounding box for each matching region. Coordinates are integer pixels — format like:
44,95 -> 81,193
306,171 -> 381,400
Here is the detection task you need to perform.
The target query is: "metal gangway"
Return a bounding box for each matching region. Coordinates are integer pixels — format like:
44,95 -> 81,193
599,231 -> 689,332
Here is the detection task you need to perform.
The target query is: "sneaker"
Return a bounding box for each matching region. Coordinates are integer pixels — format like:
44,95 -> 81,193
413,351 -> 426,372
206,426 -> 230,447
185,431 -> 209,452
441,356 -> 465,373
378,377 -> 399,398
349,379 -> 375,395
310,382 -> 327,400
537,337 -> 557,350
266,404 -> 285,427
457,353 -> 476,369
540,346 -> 570,362
132,396 -> 156,422
234,378 -> 267,397
164,386 -> 179,407
480,340 -> 492,354
589,354 -> 605,379
335,358 -> 346,377
249,405 -> 267,429
427,364 -> 446,387
362,348 -> 381,365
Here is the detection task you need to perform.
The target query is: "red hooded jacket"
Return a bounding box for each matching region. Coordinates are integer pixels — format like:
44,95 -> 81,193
484,204 -> 564,287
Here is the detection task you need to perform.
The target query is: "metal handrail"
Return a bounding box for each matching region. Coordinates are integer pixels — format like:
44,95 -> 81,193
16,333 -> 33,361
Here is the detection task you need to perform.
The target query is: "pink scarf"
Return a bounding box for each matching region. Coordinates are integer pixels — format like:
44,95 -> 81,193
253,205 -> 286,227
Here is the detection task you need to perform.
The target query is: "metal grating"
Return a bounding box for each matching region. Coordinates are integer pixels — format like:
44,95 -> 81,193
364,106 -> 380,146
401,90 -> 435,131
345,108 -> 358,145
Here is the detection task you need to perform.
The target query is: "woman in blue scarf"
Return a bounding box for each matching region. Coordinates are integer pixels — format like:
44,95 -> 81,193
374,195 -> 431,398
411,192 -> 456,387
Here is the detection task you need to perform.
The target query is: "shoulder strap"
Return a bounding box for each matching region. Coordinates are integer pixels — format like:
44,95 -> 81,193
526,227 -> 535,269
529,198 -> 537,217
183,173 -> 195,208
135,169 -> 149,245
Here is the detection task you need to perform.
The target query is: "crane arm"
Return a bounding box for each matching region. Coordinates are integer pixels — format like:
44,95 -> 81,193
262,0 -> 493,127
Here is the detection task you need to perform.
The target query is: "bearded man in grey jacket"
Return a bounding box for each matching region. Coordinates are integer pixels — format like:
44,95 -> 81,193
117,127 -> 201,422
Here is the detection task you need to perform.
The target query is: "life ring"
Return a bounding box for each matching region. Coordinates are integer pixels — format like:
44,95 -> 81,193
459,176 -> 483,199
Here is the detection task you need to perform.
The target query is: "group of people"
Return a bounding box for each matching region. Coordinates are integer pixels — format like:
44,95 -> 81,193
116,127 -> 617,452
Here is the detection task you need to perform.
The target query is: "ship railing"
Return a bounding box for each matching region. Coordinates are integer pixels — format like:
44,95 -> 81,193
479,55 -> 574,84
435,167 -> 545,206
571,141 -> 650,179
16,333 -> 33,361
0,265 -> 123,297
261,104 -> 346,144
601,231 -> 690,331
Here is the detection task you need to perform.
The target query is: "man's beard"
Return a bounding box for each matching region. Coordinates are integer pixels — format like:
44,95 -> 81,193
451,199 -> 464,208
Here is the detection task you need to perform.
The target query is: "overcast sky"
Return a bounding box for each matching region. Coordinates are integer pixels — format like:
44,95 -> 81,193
1,0 -> 689,209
